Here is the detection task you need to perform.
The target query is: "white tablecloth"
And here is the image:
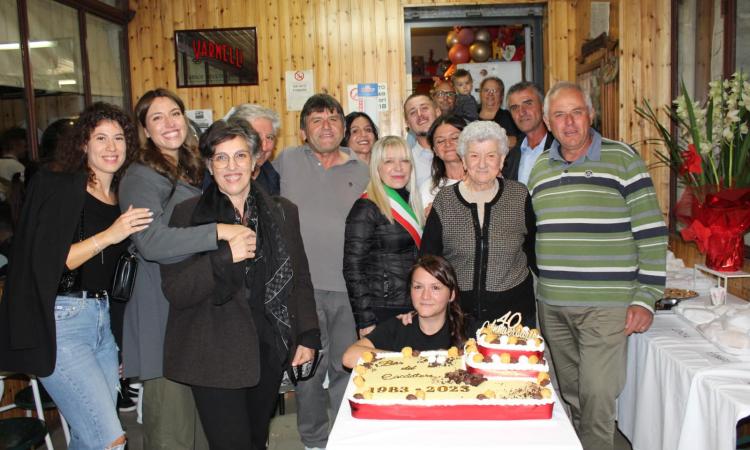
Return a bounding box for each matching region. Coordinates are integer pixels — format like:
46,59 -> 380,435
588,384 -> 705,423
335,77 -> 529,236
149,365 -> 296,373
617,297 -> 750,450
328,375 -> 582,450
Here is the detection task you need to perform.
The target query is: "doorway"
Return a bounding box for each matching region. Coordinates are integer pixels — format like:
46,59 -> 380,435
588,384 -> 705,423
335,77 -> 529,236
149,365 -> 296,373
404,4 -> 544,106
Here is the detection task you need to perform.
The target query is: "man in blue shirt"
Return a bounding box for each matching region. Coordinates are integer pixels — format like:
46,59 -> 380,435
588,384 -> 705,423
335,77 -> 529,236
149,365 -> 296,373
501,82 -> 554,184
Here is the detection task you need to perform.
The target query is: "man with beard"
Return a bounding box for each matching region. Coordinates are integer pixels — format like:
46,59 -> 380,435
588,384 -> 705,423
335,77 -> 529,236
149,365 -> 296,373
403,94 -> 440,187
431,79 -> 457,115
273,94 -> 369,450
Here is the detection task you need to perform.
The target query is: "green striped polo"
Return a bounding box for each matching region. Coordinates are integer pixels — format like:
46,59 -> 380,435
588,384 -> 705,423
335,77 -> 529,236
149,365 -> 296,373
527,129 -> 667,311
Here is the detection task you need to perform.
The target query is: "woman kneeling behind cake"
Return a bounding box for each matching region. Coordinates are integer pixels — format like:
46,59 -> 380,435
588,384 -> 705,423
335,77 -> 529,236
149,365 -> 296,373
343,255 -> 466,368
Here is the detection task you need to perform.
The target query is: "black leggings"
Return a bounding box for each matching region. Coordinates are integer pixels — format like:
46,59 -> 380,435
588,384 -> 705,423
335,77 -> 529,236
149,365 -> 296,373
191,349 -> 283,450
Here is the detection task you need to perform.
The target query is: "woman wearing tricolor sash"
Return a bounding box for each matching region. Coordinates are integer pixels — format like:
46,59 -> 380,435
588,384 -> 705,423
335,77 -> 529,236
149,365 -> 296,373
344,136 -> 424,337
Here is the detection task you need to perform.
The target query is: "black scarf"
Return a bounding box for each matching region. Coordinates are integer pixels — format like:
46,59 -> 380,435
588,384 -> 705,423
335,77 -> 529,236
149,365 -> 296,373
191,182 -> 293,354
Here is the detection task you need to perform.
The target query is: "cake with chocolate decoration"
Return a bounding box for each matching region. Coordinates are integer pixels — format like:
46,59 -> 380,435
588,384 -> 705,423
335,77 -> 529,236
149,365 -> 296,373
347,347 -> 554,420
463,337 -> 550,379
474,312 -> 545,361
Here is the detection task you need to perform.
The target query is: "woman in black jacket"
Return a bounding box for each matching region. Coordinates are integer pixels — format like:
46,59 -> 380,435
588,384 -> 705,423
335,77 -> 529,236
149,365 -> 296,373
159,119 -> 320,450
0,103 -> 152,449
343,136 -> 424,337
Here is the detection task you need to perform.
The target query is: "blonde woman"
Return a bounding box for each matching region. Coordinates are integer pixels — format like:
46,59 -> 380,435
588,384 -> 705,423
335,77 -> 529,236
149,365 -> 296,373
343,136 -> 424,337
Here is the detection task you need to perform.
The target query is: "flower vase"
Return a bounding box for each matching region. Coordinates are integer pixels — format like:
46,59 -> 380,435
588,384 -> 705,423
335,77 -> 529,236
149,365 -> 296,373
704,230 -> 745,272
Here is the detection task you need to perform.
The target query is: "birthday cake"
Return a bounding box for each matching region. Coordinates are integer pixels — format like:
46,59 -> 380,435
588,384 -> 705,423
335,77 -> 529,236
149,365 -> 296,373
463,338 -> 549,379
475,312 -> 545,360
348,347 -> 554,420
466,312 -> 548,378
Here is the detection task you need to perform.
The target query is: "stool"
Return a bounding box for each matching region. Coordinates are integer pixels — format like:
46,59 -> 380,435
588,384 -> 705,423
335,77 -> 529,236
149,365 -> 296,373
15,383 -> 55,410
0,417 -> 48,450
16,378 -> 70,447
1,375 -> 67,449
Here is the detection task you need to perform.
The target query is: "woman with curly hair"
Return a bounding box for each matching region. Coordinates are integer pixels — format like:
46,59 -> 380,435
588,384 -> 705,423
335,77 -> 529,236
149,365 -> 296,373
118,88 -> 252,448
0,102 -> 153,449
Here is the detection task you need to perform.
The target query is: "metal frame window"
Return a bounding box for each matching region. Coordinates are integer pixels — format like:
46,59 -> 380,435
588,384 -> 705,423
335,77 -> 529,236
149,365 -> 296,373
3,0 -> 132,159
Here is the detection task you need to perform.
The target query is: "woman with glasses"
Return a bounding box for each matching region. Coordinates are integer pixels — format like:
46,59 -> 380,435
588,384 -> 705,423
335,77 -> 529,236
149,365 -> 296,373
342,255 -> 467,368
343,136 -> 424,338
418,114 -> 467,214
160,119 -> 320,450
477,77 -> 521,148
119,88 -> 253,448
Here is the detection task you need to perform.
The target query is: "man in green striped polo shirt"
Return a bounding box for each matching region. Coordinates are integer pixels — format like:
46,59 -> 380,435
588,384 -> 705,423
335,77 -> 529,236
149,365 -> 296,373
527,82 -> 667,450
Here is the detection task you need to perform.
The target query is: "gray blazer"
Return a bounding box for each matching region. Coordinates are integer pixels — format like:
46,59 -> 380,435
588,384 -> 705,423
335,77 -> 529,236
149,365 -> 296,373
118,163 -> 218,380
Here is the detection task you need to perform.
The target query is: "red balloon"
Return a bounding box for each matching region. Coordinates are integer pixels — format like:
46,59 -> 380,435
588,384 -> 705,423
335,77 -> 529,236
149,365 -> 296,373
488,27 -> 500,40
457,28 -> 474,46
448,44 -> 470,64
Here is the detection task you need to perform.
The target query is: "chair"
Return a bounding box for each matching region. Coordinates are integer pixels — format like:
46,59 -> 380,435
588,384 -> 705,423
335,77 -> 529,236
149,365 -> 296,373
0,417 -> 48,450
0,374 -> 69,449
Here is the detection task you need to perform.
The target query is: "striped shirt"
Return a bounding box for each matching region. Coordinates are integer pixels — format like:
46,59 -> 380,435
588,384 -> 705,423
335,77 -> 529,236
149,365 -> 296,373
527,129 -> 667,311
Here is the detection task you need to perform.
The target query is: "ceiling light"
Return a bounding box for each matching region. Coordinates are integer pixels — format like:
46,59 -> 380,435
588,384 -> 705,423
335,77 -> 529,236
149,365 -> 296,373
0,40 -> 56,50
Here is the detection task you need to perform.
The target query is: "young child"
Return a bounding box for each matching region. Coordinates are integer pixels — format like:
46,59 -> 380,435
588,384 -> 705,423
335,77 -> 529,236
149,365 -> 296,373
451,69 -> 479,121
342,255 -> 468,368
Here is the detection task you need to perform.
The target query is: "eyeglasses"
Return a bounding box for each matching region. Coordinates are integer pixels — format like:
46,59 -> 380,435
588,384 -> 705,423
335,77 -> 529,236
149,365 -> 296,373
287,349 -> 321,384
434,135 -> 460,148
434,91 -> 457,98
210,150 -> 253,169
482,88 -> 501,95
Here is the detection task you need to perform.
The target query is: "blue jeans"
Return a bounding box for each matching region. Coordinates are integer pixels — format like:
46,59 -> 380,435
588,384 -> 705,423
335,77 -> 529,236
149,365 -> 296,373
40,294 -> 124,450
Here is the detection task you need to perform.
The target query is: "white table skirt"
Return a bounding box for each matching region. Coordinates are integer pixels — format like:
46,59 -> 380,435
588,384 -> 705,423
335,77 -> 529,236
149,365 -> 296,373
328,374 -> 582,450
617,297 -> 750,450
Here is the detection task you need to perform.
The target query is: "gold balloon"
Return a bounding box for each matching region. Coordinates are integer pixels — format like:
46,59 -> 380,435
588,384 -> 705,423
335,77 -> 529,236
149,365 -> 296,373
474,28 -> 491,43
446,30 -> 460,50
470,41 -> 491,62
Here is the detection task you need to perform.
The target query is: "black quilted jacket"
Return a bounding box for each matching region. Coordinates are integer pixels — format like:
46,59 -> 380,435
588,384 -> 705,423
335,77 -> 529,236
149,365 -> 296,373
343,197 -> 419,329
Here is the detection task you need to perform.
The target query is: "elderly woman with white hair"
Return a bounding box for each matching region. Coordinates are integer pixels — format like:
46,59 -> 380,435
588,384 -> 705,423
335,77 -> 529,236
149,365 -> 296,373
421,120 -> 537,329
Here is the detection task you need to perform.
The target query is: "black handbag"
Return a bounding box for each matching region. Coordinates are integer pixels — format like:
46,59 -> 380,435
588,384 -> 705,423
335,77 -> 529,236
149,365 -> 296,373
109,186 -> 173,302
110,247 -> 137,302
58,210 -> 84,293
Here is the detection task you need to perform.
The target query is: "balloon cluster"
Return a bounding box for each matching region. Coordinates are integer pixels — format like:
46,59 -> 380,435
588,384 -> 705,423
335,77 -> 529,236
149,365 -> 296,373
443,26 -> 525,78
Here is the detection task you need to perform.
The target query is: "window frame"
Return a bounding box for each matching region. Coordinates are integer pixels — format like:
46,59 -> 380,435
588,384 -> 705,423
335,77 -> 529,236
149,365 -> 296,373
13,0 -> 133,159
670,0 -> 748,257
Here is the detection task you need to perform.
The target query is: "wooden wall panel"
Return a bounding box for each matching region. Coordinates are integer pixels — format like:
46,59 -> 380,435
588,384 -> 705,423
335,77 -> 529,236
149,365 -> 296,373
619,0 -> 672,216
545,0 -> 577,86
127,0 -> 673,219
127,0 -> 570,154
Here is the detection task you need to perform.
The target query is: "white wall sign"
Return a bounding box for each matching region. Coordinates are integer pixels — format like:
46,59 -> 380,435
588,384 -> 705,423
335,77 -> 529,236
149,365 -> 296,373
285,70 -> 314,111
346,83 -> 387,127
186,109 -> 213,134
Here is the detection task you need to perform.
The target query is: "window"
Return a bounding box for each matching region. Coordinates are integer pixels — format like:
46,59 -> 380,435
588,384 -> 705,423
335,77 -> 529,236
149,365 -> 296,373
0,0 -> 131,159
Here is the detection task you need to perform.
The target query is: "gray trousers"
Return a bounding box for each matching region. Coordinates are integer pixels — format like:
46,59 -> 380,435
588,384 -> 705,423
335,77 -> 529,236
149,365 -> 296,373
538,303 -> 628,450
142,377 -> 209,450
295,290 -> 357,448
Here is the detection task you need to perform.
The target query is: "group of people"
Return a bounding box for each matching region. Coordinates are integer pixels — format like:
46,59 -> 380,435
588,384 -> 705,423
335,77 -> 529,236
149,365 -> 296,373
0,75 -> 666,450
